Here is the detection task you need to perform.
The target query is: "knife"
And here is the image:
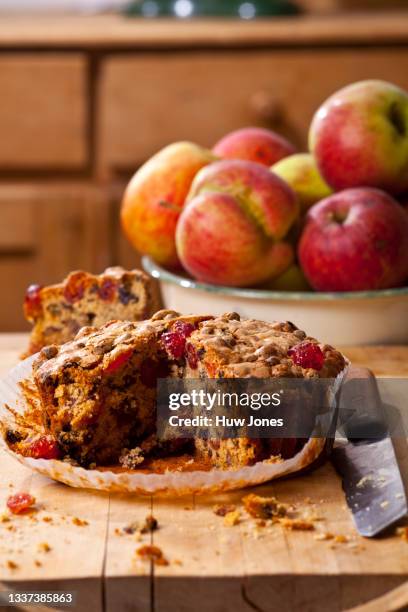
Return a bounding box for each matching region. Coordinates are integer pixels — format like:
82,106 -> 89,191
331,367 -> 407,537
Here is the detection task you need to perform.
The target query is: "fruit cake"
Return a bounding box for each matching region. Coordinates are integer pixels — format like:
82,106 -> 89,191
6,311 -> 346,470
23,267 -> 159,357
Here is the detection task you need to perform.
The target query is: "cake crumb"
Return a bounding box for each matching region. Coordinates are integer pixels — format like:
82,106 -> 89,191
6,560 -> 18,570
334,534 -> 349,543
136,545 -> 169,566
396,526 -> 408,542
124,515 -> 158,535
119,447 -> 145,469
42,516 -> 53,523
314,532 -> 334,541
380,500 -> 389,509
140,515 -> 158,534
0,513 -> 10,523
242,494 -> 287,519
34,560 -> 42,567
213,504 -> 236,517
38,542 -> 51,553
173,559 -> 183,566
279,518 -> 315,531
72,517 -> 89,527
224,510 -> 241,527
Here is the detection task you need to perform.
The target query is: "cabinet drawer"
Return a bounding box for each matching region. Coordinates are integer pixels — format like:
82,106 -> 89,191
0,54 -> 88,170
0,184 -> 111,331
99,48 -> 408,172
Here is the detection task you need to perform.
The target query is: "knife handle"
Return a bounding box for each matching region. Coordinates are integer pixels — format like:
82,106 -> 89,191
339,367 -> 388,440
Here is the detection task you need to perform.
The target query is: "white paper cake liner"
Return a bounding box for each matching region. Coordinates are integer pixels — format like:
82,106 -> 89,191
0,355 -> 346,496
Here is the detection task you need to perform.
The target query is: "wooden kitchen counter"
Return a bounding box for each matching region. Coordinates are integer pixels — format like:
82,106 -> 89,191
0,335 -> 407,612
0,13 -> 408,49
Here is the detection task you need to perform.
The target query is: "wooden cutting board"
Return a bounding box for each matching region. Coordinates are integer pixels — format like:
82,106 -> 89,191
0,335 -> 407,612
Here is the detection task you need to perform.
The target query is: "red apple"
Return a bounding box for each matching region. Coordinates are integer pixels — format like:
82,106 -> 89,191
213,127 -> 296,167
176,192 -> 294,287
310,80 -> 408,194
298,188 -> 408,292
399,194 -> 408,214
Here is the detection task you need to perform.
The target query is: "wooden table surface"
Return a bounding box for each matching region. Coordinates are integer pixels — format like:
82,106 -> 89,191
0,335 -> 407,612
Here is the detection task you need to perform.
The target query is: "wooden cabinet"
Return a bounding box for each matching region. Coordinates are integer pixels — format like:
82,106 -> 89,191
0,184 -> 110,331
98,48 -> 408,174
0,54 -> 88,171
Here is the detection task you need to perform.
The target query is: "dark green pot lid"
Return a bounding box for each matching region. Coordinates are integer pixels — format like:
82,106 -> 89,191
124,0 -> 300,18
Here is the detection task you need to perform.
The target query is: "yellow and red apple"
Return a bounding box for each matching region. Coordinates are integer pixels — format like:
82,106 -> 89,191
121,142 -> 215,268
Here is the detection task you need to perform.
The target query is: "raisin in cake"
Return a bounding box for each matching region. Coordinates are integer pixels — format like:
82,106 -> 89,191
8,311 -> 346,470
23,267 -> 159,357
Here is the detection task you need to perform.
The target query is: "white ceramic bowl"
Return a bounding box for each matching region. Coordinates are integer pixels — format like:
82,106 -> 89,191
143,257 -> 408,346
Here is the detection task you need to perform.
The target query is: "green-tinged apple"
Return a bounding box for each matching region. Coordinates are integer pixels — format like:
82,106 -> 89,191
176,192 -> 294,287
309,80 -> 408,194
177,159 -> 299,286
187,159 -> 299,241
121,142 -> 215,268
213,127 -> 296,167
272,153 -> 333,212
298,188 -> 408,292
262,264 -> 311,291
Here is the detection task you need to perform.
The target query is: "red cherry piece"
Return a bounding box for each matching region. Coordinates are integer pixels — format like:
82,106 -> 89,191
7,492 -> 36,515
30,436 -> 60,460
161,332 -> 186,360
104,349 -> 133,374
185,342 -> 198,369
161,321 -> 197,360
99,279 -> 116,301
173,321 -> 195,338
288,342 -> 324,370
64,272 -> 86,304
24,284 -> 43,319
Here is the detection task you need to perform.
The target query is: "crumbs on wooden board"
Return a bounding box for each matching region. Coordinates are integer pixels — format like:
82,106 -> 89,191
223,510 -> 241,527
72,517 -> 89,527
37,542 -> 51,553
136,545 -> 169,566
119,514 -> 159,536
213,504 -> 236,517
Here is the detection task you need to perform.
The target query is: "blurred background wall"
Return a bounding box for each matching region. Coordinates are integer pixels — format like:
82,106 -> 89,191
0,0 -> 407,330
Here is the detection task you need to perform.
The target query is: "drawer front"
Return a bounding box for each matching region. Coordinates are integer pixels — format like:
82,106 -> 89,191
0,185 -> 111,331
99,48 -> 408,173
0,54 -> 88,170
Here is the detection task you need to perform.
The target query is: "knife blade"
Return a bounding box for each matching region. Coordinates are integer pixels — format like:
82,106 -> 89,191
331,367 -> 407,537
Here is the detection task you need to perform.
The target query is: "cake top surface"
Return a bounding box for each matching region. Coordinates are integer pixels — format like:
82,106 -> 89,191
33,310 -> 346,381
